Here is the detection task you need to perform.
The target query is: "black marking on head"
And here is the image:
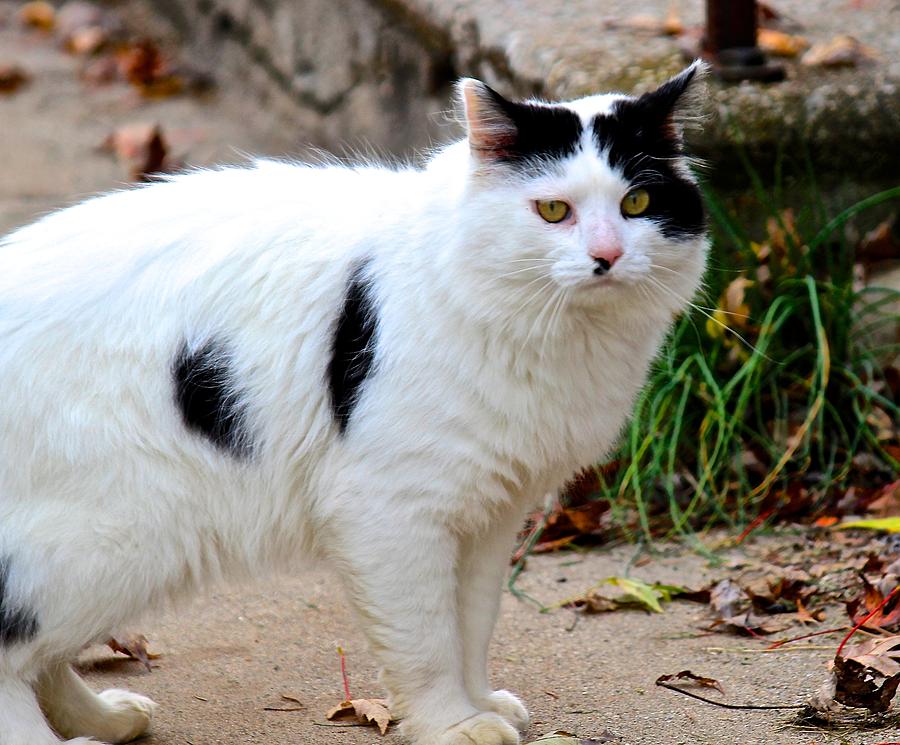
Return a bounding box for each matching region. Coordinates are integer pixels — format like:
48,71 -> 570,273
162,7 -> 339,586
592,65 -> 705,239
173,340 -> 251,457
463,80 -> 583,169
0,558 -> 39,645
329,262 -> 378,435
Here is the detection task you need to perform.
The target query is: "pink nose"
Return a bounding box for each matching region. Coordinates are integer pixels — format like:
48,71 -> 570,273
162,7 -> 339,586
588,244 -> 623,275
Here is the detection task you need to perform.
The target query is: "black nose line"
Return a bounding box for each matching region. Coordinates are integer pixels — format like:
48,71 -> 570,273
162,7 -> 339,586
593,257 -> 612,276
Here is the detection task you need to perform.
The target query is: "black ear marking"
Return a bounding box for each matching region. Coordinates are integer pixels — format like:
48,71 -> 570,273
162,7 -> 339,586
459,78 -> 583,168
328,261 -> 378,435
0,558 -> 39,646
173,340 -> 252,457
592,62 -> 708,240
625,61 -> 708,144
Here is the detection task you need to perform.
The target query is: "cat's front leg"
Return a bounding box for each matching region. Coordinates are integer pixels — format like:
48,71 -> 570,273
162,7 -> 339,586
331,510 -> 520,745
458,509 -> 530,732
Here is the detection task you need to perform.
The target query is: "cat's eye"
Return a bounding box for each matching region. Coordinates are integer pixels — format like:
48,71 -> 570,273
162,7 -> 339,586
535,200 -> 571,224
621,189 -> 651,217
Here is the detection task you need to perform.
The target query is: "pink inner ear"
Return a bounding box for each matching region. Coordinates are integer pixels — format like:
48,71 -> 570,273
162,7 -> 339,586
462,82 -> 516,157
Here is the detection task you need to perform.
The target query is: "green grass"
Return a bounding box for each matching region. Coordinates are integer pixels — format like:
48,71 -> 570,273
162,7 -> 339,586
591,180 -> 900,543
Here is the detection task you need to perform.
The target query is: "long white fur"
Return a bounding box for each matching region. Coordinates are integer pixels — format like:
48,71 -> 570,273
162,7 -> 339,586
0,70 -> 708,745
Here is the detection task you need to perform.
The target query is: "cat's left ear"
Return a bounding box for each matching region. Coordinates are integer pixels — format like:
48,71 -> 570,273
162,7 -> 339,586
458,78 -> 519,158
631,60 -> 710,142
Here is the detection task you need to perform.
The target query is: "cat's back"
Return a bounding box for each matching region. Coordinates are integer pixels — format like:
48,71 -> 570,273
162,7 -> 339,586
0,159 -> 415,303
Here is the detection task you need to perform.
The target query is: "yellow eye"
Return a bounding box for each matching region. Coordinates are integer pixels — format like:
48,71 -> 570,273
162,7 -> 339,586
536,199 -> 571,224
621,188 -> 650,217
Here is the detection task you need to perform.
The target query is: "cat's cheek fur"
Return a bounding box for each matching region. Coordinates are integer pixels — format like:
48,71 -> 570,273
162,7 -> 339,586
0,65 -> 708,745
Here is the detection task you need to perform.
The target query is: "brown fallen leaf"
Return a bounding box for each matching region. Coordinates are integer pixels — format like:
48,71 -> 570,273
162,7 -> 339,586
817,635 -> 900,713
846,574 -> 900,631
758,28 -> 808,57
859,220 -> 900,265
528,732 -> 620,744
326,698 -> 393,735
19,1 -> 55,31
656,670 -> 725,695
106,634 -> 160,671
0,64 -> 30,94
116,39 -> 184,98
100,123 -> 170,182
66,26 -> 107,56
802,35 -> 877,67
263,693 -> 304,712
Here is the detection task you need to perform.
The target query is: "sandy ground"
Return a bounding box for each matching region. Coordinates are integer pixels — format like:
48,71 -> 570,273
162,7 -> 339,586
1,5 -> 898,745
74,538 -> 899,745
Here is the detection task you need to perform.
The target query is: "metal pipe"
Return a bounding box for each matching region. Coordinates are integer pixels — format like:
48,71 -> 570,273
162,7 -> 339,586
702,0 -> 784,82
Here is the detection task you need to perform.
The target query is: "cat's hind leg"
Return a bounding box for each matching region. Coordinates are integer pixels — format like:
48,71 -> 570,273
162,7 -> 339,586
37,663 -> 156,744
0,671 -> 93,745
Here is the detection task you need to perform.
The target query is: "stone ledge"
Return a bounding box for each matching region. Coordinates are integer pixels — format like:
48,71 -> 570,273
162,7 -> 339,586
158,0 -> 900,188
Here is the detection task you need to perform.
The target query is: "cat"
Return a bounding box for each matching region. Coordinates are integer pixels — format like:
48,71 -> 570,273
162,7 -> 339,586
0,61 -> 709,745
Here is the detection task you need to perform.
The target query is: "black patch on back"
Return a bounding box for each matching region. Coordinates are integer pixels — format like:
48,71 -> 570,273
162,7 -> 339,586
173,340 -> 251,457
592,72 -> 705,239
328,262 -> 378,435
0,558 -> 38,645
480,85 -> 584,169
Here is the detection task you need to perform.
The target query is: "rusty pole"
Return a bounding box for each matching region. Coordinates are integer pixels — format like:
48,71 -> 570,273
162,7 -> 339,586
702,0 -> 784,82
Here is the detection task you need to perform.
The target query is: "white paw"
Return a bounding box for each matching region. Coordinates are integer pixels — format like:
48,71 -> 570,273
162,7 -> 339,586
438,712 -> 520,745
478,690 -> 529,731
95,689 -> 157,743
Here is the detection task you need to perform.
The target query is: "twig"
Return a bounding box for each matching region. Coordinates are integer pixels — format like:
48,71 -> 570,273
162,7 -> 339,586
655,678 -> 806,710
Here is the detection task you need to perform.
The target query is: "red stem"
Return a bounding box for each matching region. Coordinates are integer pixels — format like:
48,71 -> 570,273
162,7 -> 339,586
735,508 -> 775,545
766,626 -> 845,650
836,585 -> 900,659
337,646 -> 352,701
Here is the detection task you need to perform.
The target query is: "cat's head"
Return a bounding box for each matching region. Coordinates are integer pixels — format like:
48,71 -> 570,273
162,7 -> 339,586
450,62 -> 710,324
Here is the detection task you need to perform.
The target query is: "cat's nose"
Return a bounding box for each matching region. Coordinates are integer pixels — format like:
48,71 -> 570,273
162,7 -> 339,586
590,246 -> 623,276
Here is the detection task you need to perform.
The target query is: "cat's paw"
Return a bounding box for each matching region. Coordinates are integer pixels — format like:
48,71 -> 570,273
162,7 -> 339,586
94,689 -> 157,743
476,690 -> 529,731
438,712 -> 520,745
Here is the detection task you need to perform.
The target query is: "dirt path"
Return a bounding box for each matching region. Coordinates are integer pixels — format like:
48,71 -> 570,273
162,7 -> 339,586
1,5 -> 897,744
75,536 -> 898,745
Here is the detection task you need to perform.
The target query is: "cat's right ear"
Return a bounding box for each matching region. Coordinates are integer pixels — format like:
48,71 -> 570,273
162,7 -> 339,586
458,79 -> 519,160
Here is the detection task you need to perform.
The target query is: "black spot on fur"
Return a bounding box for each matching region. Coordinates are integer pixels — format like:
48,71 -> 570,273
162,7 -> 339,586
173,340 -> 251,456
0,558 -> 38,645
329,262 -> 378,434
475,84 -> 584,169
592,67 -> 705,239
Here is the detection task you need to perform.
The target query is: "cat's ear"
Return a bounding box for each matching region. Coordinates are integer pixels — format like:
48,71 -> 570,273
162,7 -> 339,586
458,78 -> 519,159
631,60 -> 709,141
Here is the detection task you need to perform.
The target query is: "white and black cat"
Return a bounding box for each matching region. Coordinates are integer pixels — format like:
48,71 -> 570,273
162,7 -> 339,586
0,62 -> 709,745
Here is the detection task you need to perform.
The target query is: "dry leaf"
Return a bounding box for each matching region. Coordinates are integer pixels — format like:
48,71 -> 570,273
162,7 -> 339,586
263,693 -> 304,712
845,574 -> 900,631
326,698 -> 393,735
528,732 -> 619,744
824,635 -> 900,713
100,123 -> 170,182
604,12 -> 683,36
19,1 -> 55,31
758,28 -> 808,57
66,26 -> 107,55
107,634 -> 159,671
656,670 -> 725,695
0,64 -> 30,94
802,35 -> 877,67
116,39 -> 184,98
